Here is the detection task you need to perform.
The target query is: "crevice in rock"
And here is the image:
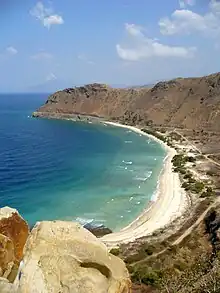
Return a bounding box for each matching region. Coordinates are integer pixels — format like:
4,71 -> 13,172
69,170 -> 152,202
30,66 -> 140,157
80,262 -> 111,279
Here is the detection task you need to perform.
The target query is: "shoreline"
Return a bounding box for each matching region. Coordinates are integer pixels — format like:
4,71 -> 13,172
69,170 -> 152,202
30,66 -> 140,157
100,121 -> 189,246
32,113 -> 189,246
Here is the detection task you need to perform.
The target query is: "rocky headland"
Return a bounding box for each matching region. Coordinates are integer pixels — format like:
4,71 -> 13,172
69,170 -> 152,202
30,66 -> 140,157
33,72 -> 220,154
33,72 -> 220,137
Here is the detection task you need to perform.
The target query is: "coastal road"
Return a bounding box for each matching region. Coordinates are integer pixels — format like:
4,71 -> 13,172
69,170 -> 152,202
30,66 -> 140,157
156,126 -> 220,134
172,128 -> 202,154
204,155 -> 220,168
173,197 -> 220,245
132,197 -> 220,267
169,129 -> 220,168
130,128 -> 220,267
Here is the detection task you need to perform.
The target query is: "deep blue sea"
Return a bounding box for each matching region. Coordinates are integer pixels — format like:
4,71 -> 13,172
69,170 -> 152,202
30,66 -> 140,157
0,93 -> 166,231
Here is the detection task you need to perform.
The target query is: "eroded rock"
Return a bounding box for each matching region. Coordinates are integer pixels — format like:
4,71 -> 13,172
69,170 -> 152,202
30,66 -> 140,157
0,234 -> 14,278
15,221 -> 131,293
0,207 -> 29,280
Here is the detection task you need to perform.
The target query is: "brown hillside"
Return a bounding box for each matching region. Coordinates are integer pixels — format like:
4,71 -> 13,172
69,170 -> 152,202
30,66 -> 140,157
35,72 -> 220,132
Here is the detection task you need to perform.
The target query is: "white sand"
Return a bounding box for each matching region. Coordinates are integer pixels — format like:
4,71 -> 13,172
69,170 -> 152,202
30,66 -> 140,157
101,122 -> 189,246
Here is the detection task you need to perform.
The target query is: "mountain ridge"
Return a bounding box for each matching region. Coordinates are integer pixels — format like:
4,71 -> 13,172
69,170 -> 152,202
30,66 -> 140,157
34,72 -> 220,132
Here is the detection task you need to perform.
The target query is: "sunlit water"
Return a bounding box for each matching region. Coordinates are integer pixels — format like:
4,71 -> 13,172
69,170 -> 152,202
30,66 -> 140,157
0,93 -> 166,230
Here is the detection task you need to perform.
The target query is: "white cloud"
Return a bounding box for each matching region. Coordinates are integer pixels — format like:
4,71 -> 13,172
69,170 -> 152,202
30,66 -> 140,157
210,0 -> 220,15
188,0 -> 195,5
116,23 -> 196,61
30,2 -> 64,29
6,46 -> 18,55
43,15 -> 63,28
78,54 -> 95,65
160,0 -> 220,37
46,73 -> 57,81
179,0 -> 195,9
31,51 -> 53,60
179,1 -> 186,9
124,23 -> 145,37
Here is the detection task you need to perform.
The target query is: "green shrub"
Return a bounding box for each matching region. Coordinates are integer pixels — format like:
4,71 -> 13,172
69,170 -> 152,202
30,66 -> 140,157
180,168 -> 187,175
200,187 -> 214,198
192,182 -> 205,193
206,187 -> 213,193
141,271 -> 162,286
182,182 -> 190,191
145,120 -> 153,126
144,246 -> 155,256
188,177 -> 196,184
172,154 -> 186,168
110,248 -> 120,256
126,265 -> 134,274
187,156 -> 196,163
174,166 -> 187,174
131,268 -> 163,286
168,132 -> 182,141
200,192 -> 207,198
184,173 -> 193,180
141,128 -> 166,142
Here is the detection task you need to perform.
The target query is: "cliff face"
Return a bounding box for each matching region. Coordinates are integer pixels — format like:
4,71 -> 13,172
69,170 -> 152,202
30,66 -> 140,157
34,73 -> 220,132
0,207 -> 29,281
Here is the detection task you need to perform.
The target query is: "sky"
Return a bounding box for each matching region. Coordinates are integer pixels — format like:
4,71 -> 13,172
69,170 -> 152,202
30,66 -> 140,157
1,0 -> 220,92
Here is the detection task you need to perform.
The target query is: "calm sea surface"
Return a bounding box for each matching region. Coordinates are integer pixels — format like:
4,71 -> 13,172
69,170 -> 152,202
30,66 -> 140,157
0,93 -> 166,230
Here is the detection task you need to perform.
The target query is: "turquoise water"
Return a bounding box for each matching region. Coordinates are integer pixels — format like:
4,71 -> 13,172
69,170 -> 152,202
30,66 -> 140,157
0,94 -> 166,231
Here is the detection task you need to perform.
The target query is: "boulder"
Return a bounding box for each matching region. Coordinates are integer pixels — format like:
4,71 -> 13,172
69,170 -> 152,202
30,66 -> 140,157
15,221 -> 131,293
0,207 -> 29,279
84,223 -> 113,237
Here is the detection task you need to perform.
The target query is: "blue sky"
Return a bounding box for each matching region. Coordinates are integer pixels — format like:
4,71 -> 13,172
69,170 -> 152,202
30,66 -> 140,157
1,0 -> 220,92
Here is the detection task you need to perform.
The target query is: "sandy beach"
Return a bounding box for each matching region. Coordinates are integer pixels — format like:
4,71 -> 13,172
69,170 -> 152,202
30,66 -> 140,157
101,121 -> 189,246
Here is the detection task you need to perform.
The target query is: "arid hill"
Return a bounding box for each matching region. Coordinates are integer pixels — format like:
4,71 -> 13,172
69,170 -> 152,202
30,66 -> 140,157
35,72 -> 220,132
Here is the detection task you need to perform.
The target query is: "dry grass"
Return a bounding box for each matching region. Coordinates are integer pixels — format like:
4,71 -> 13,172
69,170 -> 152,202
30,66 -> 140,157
116,200 -> 220,293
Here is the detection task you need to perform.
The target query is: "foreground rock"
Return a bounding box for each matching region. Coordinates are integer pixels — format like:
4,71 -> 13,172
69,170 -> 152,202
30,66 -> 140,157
0,277 -> 16,293
0,207 -> 29,280
14,221 -> 131,293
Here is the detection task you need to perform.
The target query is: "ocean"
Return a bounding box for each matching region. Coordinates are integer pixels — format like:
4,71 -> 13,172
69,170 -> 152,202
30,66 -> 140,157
0,93 -> 166,231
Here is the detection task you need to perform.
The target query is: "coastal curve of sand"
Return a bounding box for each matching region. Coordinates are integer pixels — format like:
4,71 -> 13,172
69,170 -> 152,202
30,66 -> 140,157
101,122 -> 189,247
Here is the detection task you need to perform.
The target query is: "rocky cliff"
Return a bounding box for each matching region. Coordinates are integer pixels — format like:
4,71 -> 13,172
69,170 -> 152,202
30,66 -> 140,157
0,207 -> 29,281
34,72 -> 220,132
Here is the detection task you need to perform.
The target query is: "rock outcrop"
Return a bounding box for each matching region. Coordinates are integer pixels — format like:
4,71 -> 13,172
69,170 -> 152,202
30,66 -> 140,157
34,72 -> 220,132
14,221 -> 131,293
0,207 -> 29,280
84,223 -> 113,237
